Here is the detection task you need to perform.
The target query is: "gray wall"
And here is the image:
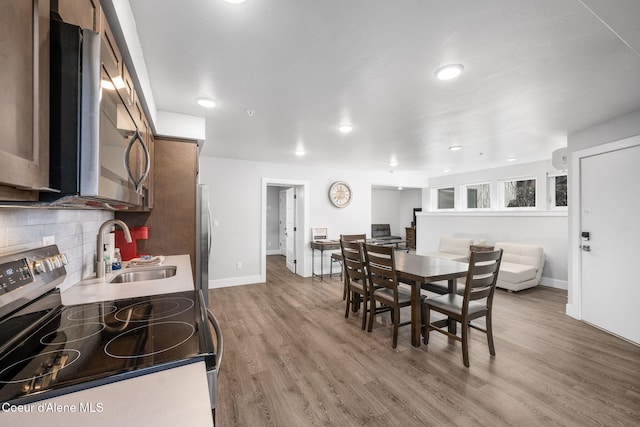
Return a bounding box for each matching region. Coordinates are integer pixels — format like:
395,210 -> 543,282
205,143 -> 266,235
418,159 -> 569,288
416,213 -> 568,287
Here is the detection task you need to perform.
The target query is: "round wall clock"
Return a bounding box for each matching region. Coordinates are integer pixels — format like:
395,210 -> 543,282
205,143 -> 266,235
329,181 -> 352,208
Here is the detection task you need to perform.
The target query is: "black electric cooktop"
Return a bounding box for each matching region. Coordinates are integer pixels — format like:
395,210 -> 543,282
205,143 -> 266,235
0,290 -> 215,405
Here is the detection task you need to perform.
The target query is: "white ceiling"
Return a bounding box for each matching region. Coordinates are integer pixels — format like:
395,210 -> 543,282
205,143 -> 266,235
126,0 -> 640,176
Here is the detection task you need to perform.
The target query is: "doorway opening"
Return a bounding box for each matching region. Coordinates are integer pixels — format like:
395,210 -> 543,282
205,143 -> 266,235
261,179 -> 309,282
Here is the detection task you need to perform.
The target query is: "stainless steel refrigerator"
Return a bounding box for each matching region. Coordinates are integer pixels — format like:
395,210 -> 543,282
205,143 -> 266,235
196,184 -> 212,306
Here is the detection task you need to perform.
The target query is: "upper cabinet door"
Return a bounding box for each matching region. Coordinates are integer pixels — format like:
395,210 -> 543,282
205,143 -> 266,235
0,0 -> 49,198
55,0 -> 100,31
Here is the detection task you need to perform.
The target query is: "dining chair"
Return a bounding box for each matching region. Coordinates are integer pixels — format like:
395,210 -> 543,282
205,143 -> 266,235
421,249 -> 503,367
340,239 -> 370,330
340,234 -> 366,300
363,243 -> 422,348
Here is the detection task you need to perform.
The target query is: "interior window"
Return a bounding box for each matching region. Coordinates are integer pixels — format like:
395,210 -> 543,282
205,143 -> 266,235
554,175 -> 567,207
465,183 -> 491,209
437,187 -> 455,209
503,179 -> 536,208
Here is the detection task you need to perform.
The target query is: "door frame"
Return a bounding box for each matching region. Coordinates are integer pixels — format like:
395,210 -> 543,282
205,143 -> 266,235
568,134 -> 640,319
261,178 -> 310,281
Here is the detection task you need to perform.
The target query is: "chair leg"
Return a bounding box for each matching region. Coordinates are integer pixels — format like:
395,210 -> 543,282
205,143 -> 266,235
342,274 -> 347,300
462,322 -> 470,368
368,299 -> 376,332
392,306 -> 399,349
345,289 -> 351,319
486,311 -> 495,356
423,305 -> 431,344
360,294 -> 368,330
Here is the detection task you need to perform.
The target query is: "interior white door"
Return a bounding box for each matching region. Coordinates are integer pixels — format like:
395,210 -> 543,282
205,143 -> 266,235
285,187 -> 296,273
580,143 -> 640,344
279,190 -> 287,255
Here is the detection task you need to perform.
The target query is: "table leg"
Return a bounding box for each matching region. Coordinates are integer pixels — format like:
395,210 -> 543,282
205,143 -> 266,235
311,248 -> 315,279
411,280 -> 421,347
447,278 -> 457,334
320,250 -> 324,281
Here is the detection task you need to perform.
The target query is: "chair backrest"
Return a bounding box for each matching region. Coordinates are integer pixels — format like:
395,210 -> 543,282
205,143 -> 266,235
363,244 -> 398,295
341,234 -> 366,242
462,249 -> 503,309
439,237 -> 473,256
340,239 -> 367,284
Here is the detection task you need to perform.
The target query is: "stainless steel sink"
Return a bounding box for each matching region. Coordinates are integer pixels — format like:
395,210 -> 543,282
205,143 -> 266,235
110,266 -> 177,283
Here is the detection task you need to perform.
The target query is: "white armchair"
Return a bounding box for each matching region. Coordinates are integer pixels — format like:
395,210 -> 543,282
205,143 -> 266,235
494,242 -> 544,292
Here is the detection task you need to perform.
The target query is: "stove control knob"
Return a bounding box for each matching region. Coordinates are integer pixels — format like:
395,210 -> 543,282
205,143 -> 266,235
50,256 -> 62,269
58,253 -> 69,265
34,258 -> 53,273
34,260 -> 47,273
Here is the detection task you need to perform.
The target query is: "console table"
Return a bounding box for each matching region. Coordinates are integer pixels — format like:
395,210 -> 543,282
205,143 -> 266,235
310,240 -> 340,280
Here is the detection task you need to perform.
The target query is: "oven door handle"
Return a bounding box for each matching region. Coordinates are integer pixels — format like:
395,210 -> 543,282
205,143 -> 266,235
206,307 -> 224,372
205,306 -> 223,414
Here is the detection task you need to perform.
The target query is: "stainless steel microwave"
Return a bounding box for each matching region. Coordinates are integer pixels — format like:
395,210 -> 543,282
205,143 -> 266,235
43,20 -> 149,209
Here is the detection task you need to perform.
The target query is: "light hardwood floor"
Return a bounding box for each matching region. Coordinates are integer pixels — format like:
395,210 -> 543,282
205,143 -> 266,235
211,255 -> 640,426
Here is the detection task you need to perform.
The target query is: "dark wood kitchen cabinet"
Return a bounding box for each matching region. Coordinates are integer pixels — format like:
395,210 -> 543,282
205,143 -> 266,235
117,138 -> 198,277
0,0 -> 50,201
53,0 -> 101,32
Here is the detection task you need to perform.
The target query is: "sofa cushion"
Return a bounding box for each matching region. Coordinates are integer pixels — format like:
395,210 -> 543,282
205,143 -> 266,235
498,261 -> 537,284
438,238 -> 473,257
495,242 -> 543,268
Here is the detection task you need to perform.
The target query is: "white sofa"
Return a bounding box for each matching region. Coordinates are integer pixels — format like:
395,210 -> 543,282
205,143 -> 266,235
494,242 -> 544,292
425,237 -> 472,262
421,237 -> 473,295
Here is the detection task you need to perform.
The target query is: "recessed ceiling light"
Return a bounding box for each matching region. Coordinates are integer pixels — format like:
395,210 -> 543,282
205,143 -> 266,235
389,160 -> 399,167
435,64 -> 464,81
506,157 -> 517,162
196,98 -> 216,108
223,0 -> 248,4
397,187 -> 403,191
443,168 -> 451,173
295,149 -> 306,156
338,124 -> 353,133
449,145 -> 462,151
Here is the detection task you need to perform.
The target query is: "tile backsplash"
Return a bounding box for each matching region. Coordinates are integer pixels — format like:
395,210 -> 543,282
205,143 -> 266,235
0,208 -> 113,290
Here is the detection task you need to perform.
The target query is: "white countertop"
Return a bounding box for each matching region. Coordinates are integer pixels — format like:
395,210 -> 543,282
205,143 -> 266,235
13,254 -> 215,427
61,254 -> 194,305
1,362 -> 214,426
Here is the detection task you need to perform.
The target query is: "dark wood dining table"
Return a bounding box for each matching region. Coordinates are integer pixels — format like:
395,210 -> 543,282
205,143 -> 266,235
394,253 -> 469,347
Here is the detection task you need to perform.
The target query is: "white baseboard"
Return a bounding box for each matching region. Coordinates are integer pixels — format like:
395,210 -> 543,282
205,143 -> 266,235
209,274 -> 264,289
266,249 -> 281,256
540,277 -> 568,290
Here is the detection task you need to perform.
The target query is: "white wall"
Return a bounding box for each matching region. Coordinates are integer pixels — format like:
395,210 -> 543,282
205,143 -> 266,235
200,156 -> 390,286
371,188 -> 421,237
0,209 -> 113,290
427,159 -> 561,212
417,159 -> 569,288
566,108 -> 640,316
416,212 -> 567,287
